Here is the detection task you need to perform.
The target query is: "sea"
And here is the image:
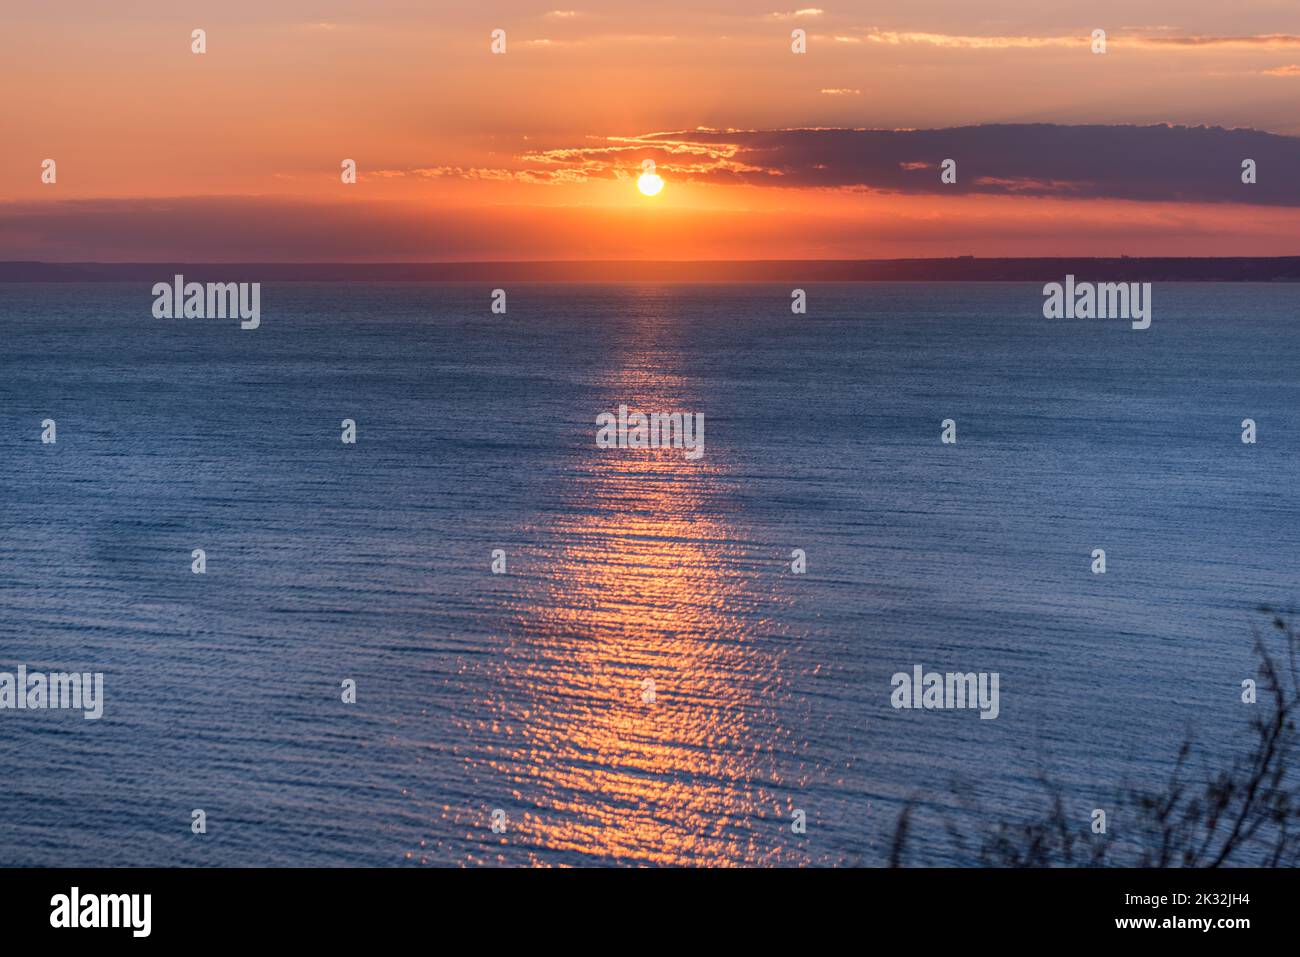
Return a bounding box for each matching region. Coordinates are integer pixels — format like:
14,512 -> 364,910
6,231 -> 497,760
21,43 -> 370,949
0,281 -> 1296,866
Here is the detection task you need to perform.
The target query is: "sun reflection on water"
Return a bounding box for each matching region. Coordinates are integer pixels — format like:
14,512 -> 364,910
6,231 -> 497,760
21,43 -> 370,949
454,352 -> 807,866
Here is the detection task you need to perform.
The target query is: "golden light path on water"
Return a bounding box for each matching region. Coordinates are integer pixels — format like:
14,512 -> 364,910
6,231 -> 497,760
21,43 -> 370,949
451,325 -> 812,866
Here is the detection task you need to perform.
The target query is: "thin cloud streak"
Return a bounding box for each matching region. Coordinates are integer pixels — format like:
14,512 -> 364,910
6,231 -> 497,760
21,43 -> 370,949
855,29 -> 1300,49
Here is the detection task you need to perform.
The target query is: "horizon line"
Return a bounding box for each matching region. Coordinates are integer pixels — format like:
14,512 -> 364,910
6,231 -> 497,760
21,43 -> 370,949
5,256 -> 1300,284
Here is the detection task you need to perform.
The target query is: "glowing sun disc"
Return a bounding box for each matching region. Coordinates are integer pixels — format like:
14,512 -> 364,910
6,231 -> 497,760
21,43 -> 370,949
637,172 -> 665,196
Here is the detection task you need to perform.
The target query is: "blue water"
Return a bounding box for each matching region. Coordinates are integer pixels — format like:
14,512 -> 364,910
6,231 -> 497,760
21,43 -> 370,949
0,281 -> 1296,866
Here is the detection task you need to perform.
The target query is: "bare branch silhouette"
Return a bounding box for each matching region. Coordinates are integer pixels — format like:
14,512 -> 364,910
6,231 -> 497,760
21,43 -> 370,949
891,609 -> 1300,867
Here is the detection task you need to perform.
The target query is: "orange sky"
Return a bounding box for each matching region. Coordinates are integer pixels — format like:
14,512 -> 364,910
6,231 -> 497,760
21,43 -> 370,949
4,2 -> 1300,260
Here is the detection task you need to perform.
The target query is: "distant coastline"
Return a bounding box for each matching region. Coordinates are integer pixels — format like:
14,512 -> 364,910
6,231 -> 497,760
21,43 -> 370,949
3,257 -> 1300,283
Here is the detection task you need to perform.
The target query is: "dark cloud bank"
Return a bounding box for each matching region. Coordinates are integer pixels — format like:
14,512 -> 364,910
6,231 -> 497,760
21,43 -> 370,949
3,125 -> 1299,263
639,123 -> 1300,204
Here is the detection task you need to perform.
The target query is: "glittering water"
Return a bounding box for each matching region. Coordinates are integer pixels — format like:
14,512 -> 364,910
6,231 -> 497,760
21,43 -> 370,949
0,281 -> 1296,866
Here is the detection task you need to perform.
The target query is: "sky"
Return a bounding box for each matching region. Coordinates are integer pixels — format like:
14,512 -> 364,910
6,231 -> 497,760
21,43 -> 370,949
3,1 -> 1300,260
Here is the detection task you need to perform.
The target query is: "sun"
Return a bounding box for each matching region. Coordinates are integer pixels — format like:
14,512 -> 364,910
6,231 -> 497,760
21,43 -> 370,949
637,172 -> 665,196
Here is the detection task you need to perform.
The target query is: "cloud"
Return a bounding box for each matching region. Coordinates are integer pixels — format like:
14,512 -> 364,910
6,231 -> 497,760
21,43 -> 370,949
849,29 -> 1300,50
373,165 -> 597,184
1141,33 -> 1300,48
768,8 -> 824,20
8,191 -> 1300,262
863,31 -> 1080,49
490,124 -> 1300,205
